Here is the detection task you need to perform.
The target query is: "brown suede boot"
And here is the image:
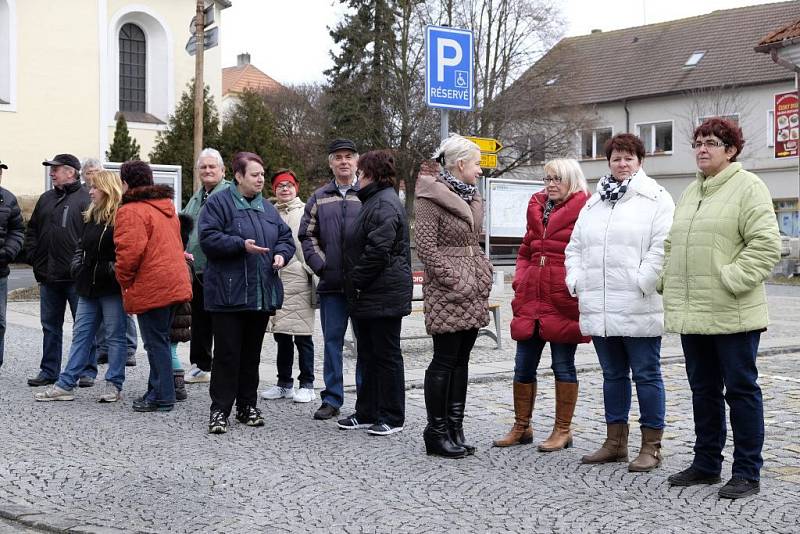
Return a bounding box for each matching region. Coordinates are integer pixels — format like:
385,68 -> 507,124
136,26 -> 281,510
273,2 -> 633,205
580,423 -> 629,463
628,426 -> 663,472
538,381 -> 578,452
493,382 -> 536,447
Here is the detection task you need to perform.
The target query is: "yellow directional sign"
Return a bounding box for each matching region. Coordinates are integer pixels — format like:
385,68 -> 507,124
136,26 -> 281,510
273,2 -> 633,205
480,153 -> 498,168
466,136 -> 503,153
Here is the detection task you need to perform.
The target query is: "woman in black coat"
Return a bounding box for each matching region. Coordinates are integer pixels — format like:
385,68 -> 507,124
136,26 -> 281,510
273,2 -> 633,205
338,150 -> 412,436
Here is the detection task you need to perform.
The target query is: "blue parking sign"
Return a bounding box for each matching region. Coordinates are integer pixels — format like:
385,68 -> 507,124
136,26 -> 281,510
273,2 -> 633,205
425,26 -> 473,111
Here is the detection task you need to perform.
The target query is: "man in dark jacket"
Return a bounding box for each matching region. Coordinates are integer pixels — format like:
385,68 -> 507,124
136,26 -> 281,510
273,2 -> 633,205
23,154 -> 94,386
298,139 -> 362,420
0,159 -> 25,369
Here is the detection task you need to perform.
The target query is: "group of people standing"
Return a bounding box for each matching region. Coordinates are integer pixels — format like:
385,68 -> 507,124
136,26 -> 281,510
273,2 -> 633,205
498,117 -> 780,500
2,115 -> 779,502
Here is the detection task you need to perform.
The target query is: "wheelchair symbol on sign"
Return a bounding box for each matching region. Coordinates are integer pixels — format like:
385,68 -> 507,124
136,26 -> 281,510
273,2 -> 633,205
455,70 -> 467,88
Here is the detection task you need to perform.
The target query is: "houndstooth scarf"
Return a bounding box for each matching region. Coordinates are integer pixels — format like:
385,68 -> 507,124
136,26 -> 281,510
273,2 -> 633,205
599,173 -> 633,203
542,199 -> 556,227
440,169 -> 477,202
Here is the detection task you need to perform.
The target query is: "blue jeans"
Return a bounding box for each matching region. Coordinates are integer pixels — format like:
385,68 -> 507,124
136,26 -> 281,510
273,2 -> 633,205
592,336 -> 665,429
319,293 -> 362,408
96,315 -> 138,356
681,331 -> 764,481
56,295 -> 127,391
514,329 -> 577,383
0,276 -> 7,367
137,306 -> 176,406
39,282 -> 96,380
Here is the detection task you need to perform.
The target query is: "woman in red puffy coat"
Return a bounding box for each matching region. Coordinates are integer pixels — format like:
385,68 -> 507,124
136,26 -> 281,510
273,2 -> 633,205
494,158 -> 590,451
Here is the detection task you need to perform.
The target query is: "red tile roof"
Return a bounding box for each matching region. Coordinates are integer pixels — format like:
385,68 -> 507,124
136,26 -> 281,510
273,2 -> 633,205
755,17 -> 800,51
222,64 -> 283,96
513,0 -> 798,106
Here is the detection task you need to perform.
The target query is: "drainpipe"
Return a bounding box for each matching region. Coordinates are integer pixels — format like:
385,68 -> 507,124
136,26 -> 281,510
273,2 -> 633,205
770,49 -> 800,74
623,98 -> 630,132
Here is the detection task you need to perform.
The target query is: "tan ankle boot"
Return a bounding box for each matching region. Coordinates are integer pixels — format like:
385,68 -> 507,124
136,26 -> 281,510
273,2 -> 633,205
628,426 -> 663,472
538,381 -> 578,452
493,381 -> 536,447
580,423 -> 629,463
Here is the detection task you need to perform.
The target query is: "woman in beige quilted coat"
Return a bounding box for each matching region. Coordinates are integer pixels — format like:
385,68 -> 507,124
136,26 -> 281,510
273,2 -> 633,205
415,134 -> 493,459
261,170 -> 317,404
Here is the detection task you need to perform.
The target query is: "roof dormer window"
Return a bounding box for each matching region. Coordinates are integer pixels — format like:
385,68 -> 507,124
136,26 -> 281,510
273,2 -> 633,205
545,75 -> 559,86
684,51 -> 705,68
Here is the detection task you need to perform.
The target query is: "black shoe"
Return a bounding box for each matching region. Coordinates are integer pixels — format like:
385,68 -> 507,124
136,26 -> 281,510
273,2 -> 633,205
313,403 -> 340,420
132,398 -> 173,412
96,353 -> 109,365
668,467 -> 722,487
337,414 -> 373,430
78,376 -> 95,388
208,410 -> 228,434
448,365 -> 476,455
125,354 -> 137,367
235,405 -> 265,427
718,477 -> 760,499
27,374 -> 56,387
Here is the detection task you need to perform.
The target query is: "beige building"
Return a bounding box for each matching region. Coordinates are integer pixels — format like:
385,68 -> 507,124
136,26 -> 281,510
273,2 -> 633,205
0,0 -> 230,208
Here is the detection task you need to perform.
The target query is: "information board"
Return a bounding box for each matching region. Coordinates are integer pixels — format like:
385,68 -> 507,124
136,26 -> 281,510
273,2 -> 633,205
486,178 -> 544,238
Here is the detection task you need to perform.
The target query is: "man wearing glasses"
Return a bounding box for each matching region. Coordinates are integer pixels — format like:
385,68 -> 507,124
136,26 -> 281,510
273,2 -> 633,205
299,139 -> 363,420
182,148 -> 231,384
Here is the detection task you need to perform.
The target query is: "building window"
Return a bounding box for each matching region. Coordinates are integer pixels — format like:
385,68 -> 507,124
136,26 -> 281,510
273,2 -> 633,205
697,114 -> 739,126
580,127 -> 612,159
119,23 -> 146,113
684,51 -> 705,68
0,0 -> 14,109
636,121 -> 673,155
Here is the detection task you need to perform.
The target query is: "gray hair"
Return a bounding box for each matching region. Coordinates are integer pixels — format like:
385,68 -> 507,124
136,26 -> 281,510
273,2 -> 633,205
196,147 -> 224,168
327,151 -> 359,165
433,134 -> 480,171
81,157 -> 103,173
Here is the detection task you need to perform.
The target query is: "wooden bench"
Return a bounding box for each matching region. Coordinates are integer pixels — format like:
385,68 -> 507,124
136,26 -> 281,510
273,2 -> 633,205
343,271 -> 503,354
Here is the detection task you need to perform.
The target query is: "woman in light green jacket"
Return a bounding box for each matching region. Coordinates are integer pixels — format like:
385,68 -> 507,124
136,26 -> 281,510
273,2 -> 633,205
660,117 -> 781,500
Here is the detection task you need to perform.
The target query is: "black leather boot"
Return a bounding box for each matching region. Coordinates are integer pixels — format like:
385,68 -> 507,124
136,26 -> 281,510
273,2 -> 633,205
423,370 -> 467,458
447,365 -> 476,455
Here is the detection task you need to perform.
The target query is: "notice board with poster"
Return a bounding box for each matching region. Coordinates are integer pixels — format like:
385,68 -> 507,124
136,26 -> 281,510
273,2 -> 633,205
775,91 -> 799,159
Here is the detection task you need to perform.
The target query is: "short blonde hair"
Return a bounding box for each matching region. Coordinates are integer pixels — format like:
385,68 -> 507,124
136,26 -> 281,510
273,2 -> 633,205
543,158 -> 589,196
433,134 -> 480,172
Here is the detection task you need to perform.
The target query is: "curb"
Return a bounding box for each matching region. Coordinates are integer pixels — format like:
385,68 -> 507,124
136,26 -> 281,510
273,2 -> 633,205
0,504 -> 152,534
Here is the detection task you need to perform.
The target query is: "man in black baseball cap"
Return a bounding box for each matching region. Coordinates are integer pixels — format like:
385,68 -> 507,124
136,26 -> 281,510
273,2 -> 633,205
23,152 -> 93,386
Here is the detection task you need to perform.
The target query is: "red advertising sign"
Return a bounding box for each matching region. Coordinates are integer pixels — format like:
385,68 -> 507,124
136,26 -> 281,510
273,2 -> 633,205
775,91 -> 799,159
412,271 -> 424,285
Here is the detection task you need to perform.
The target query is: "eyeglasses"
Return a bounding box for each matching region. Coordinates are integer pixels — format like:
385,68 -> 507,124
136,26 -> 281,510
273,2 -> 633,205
275,182 -> 294,190
691,140 -> 726,149
543,175 -> 562,184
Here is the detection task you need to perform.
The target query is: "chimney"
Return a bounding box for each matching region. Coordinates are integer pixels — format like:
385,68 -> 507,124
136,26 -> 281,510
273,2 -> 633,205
237,53 -> 251,66
590,29 -> 602,34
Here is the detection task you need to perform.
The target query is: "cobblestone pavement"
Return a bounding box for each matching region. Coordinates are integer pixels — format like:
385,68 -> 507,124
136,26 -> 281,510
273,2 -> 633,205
1,313 -> 799,533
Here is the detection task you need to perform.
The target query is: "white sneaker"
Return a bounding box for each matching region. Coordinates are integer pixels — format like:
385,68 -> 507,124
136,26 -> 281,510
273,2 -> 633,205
34,384 -> 75,401
185,364 -> 211,384
260,385 -> 294,400
293,387 -> 316,403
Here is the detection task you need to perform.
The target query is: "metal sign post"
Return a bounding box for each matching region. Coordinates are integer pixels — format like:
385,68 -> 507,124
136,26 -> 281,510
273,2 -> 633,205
425,25 -> 474,142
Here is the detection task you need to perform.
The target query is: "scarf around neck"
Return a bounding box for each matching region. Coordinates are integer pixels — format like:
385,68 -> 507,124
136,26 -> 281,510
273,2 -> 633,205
599,171 -> 636,203
440,169 -> 476,202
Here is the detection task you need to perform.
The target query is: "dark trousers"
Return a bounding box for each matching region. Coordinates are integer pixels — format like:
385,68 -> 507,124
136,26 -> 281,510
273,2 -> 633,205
352,317 -> 405,427
428,328 -> 479,373
210,311 -> 269,416
681,331 -> 764,481
39,281 -> 96,380
137,305 -> 176,405
190,273 -> 214,371
274,333 -> 315,388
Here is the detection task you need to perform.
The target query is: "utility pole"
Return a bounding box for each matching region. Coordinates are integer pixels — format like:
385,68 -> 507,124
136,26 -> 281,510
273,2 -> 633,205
192,0 -> 205,193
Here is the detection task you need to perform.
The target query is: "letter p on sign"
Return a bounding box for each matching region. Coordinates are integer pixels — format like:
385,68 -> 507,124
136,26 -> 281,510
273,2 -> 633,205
437,38 -> 462,82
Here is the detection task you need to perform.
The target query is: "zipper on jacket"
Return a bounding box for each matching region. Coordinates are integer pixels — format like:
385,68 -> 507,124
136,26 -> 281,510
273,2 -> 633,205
601,203 -> 616,336
91,224 -> 109,288
683,199 -> 703,329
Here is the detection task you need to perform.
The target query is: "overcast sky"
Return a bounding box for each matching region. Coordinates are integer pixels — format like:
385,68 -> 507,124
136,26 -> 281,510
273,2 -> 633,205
220,0 -> 780,86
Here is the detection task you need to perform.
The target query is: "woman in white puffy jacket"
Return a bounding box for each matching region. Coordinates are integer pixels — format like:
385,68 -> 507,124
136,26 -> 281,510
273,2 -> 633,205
565,133 -> 674,473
